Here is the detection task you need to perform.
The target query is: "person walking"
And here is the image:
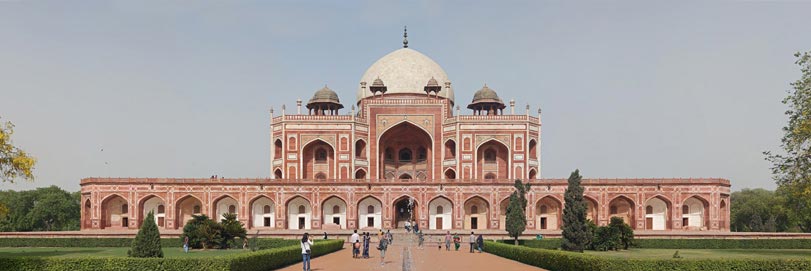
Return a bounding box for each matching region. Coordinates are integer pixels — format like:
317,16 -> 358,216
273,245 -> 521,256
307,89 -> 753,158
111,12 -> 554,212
469,232 -> 476,253
405,220 -> 411,233
476,234 -> 484,253
417,230 -> 425,249
444,231 -> 451,251
386,229 -> 393,245
453,233 -> 461,251
362,232 -> 371,259
301,233 -> 313,271
183,236 -> 189,253
350,229 -> 360,258
377,231 -> 390,266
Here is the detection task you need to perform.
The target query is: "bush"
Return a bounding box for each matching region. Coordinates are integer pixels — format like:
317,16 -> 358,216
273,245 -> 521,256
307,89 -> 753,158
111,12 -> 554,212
0,239 -> 344,271
484,241 -> 811,271
0,237 -> 297,249
505,238 -> 811,250
128,211 -> 163,258
219,213 -> 246,249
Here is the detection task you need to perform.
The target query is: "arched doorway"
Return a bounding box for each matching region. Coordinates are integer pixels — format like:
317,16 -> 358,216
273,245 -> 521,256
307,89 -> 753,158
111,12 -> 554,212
477,140 -> 508,179
498,198 -> 510,230
274,139 -> 283,160
321,196 -> 347,229
720,199 -> 728,230
214,196 -> 238,222
355,139 -> 366,159
584,196 -> 598,224
139,195 -> 166,228
355,168 -> 367,180
83,199 -> 92,229
682,196 -> 708,230
536,196 -> 561,230
101,195 -> 129,229
393,196 -> 418,229
609,196 -> 635,229
302,140 -> 334,180
250,196 -> 275,228
358,196 -> 382,229
429,196 -> 453,230
444,140 -> 456,159
286,196 -> 311,230
175,195 -> 203,229
378,122 -> 433,180
644,196 -> 671,230
464,196 -> 489,230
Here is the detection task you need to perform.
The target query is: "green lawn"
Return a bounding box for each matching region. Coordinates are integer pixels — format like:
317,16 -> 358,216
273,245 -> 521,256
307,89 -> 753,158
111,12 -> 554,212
584,248 -> 811,260
0,247 -> 251,258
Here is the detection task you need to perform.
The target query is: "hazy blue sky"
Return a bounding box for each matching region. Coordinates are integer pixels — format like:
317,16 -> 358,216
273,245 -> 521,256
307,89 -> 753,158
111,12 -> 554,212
1,1 -> 809,192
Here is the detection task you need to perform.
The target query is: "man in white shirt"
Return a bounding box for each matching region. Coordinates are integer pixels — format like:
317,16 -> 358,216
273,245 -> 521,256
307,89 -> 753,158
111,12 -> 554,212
350,230 -> 360,258
469,232 -> 476,253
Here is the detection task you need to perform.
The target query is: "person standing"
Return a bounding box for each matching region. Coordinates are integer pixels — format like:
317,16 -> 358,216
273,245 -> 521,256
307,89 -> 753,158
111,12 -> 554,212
183,236 -> 189,253
405,220 -> 411,233
476,234 -> 484,253
386,229 -> 393,245
412,221 -> 419,234
362,232 -> 370,258
350,229 -> 360,258
469,232 -> 476,253
444,231 -> 451,251
301,233 -> 313,271
377,232 -> 390,267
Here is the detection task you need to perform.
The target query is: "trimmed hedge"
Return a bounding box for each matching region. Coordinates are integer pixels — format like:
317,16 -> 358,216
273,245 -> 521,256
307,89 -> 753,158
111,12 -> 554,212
0,239 -> 344,271
0,238 -> 298,249
499,238 -> 811,249
484,241 -> 811,271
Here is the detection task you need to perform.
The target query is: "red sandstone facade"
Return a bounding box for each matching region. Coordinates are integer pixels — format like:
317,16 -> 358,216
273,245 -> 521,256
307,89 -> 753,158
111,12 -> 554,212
80,44 -> 731,233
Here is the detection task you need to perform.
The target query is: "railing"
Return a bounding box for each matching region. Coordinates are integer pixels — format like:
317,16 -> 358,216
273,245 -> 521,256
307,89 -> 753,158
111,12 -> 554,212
80,177 -> 731,186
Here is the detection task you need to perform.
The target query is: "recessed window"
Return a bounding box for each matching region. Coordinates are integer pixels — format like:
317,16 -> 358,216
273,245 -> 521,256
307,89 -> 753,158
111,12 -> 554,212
298,205 -> 306,214
193,205 -> 201,214
367,205 -> 375,214
263,205 -> 271,214
315,148 -> 327,163
646,206 -> 653,215
332,205 -> 340,214
471,205 -> 479,214
399,148 -> 412,162
484,148 -> 496,163
157,205 -> 165,214
121,204 -> 128,214
228,205 -> 236,214
437,205 -> 444,214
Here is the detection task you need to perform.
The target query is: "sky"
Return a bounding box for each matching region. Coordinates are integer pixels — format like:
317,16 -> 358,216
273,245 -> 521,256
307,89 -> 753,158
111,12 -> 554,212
1,1 -> 810,192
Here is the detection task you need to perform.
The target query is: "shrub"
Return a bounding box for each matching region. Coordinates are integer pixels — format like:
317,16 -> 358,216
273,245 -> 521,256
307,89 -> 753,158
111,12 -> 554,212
484,241 -> 811,271
219,213 -> 246,249
502,238 -> 811,250
0,239 -> 344,271
0,237 -> 297,249
128,211 -> 163,258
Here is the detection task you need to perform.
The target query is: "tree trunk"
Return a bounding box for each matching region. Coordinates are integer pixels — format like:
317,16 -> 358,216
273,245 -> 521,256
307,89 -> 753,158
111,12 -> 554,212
513,235 -> 518,245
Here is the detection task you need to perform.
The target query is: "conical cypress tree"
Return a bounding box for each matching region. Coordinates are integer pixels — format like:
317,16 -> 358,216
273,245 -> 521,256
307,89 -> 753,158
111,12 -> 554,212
506,179 -> 530,245
128,211 -> 163,258
561,169 -> 589,252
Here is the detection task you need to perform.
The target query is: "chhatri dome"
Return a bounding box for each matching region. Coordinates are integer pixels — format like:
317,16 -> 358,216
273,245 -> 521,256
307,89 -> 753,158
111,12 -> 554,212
356,27 -> 454,103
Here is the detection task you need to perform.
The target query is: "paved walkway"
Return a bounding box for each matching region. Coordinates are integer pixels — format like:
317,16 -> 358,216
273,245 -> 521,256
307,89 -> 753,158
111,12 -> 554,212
277,233 -> 545,271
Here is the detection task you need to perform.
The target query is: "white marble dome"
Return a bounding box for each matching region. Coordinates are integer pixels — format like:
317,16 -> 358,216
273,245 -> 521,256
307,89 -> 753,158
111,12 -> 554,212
357,48 -> 453,103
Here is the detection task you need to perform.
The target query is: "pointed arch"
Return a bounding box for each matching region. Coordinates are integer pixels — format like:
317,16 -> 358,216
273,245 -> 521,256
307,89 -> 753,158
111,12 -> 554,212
444,139 -> 456,159
274,168 -> 283,179
174,194 -> 203,229
444,168 -> 456,180
476,139 -> 509,180
608,195 -> 636,229
392,195 -> 419,229
274,139 -> 283,160
377,121 -> 434,180
682,195 -> 710,230
354,168 -> 367,180
321,195 -> 347,229
212,195 -> 239,222
83,198 -> 92,229
528,168 -> 537,180
536,195 -> 562,230
286,195 -> 312,230
100,194 -> 129,229
355,139 -> 367,159
249,195 -> 276,228
302,139 -> 335,180
583,195 -> 599,223
498,197 -> 512,230
528,139 -> 538,160
429,195 -> 453,230
137,194 -> 166,228
357,195 -> 383,229
463,196 -> 490,230
644,195 -> 672,230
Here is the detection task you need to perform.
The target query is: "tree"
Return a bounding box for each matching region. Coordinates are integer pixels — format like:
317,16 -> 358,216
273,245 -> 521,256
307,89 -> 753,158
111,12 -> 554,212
561,169 -> 589,252
219,212 -> 246,249
592,217 -> 634,251
128,211 -> 163,258
181,215 -> 216,249
505,179 -> 531,245
0,186 -> 80,232
0,118 -> 36,183
730,188 -> 792,232
765,51 -> 811,232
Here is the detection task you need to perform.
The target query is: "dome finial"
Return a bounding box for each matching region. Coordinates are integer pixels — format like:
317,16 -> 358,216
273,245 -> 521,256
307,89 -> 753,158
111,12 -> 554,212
403,26 -> 408,48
